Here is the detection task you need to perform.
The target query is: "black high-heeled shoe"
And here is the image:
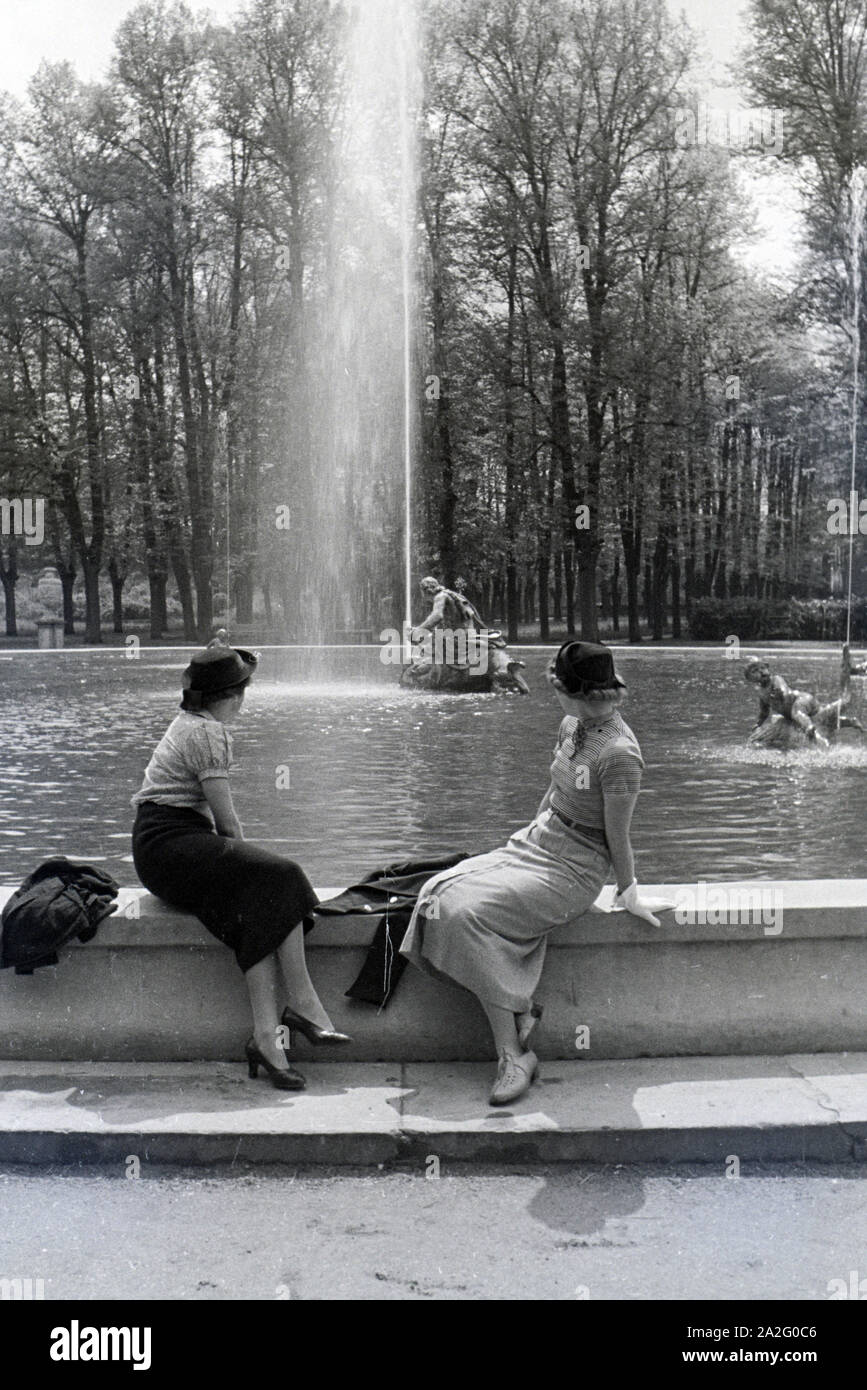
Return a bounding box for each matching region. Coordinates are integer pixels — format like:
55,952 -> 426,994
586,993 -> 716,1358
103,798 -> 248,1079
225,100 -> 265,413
245,1039 -> 306,1091
281,1006 -> 352,1047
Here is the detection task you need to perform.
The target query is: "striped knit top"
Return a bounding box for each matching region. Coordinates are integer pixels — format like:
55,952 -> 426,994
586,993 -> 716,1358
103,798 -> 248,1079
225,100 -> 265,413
548,709 -> 644,830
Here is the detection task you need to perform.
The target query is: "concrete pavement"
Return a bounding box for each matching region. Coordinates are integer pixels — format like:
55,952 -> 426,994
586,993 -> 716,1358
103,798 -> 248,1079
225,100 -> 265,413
1,1159 -> 866,1300
1,1053 -> 866,1166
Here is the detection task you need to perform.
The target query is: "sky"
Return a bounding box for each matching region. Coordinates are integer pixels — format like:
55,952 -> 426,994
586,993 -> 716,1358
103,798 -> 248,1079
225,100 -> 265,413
1,0 -> 237,90
1,0 -> 747,95
0,0 -> 801,280
674,0 -> 749,89
0,0 -> 751,94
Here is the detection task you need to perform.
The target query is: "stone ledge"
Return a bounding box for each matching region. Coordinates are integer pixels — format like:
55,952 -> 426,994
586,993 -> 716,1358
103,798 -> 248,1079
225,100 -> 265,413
3,881 -> 867,1062
3,880 -> 867,948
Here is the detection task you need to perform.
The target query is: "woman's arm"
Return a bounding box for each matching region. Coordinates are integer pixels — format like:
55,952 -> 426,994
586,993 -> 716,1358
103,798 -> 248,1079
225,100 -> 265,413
602,791 -> 637,894
201,777 -> 244,839
603,784 -> 673,925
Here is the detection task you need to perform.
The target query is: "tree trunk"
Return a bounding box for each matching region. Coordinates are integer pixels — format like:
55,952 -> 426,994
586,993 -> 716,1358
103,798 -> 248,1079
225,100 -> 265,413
671,553 -> 682,639
611,551 -> 620,636
684,552 -> 696,620
0,539 -> 18,636
598,565 -> 610,625
149,572 -> 168,638
553,549 -> 563,623
499,241 -> 520,644
427,224 -> 457,583
1,571 -> 17,636
186,258 -> 216,640
623,538 -> 642,643
82,560 -> 102,645
651,534 -> 667,640
537,554 -> 550,640
576,547 -> 597,642
171,549 -> 197,641
108,557 -> 125,634
167,229 -> 210,642
58,565 -> 76,635
506,562 -> 519,643
235,568 -> 255,625
550,336 -> 579,637
76,239 -> 104,644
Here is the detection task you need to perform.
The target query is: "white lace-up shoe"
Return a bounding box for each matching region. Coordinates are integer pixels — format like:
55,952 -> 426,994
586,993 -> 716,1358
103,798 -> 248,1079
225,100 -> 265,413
489,1048 -> 539,1106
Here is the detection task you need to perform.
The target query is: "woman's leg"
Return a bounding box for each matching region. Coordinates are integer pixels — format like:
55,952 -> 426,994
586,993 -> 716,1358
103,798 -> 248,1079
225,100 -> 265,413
276,921 -> 334,1030
245,953 -> 293,1070
480,1000 -> 522,1056
481,999 -> 538,1105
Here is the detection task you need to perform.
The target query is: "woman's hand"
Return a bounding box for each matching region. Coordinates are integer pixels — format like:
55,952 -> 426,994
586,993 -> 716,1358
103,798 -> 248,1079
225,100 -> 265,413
201,777 -> 244,839
611,880 -> 675,927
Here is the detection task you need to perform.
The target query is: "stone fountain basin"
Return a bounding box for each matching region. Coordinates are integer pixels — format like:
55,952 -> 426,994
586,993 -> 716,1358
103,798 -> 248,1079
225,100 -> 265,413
1,881 -> 866,1062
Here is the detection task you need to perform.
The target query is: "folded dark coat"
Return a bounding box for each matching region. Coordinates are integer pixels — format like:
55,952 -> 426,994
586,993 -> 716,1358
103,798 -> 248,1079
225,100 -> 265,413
314,853 -> 470,1006
1,858 -> 119,974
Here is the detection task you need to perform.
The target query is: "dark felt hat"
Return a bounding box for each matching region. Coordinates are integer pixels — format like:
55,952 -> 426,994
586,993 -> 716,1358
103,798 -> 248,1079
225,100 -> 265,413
181,633 -> 258,708
553,640 -> 625,695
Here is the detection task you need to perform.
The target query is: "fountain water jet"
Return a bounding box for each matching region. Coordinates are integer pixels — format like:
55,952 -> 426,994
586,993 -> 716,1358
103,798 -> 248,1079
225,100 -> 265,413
398,0 -> 416,656
846,166 -> 866,649
285,0 -> 420,645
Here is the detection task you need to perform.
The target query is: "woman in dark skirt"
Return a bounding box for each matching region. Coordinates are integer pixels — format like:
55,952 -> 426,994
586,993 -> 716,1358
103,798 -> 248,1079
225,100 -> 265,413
132,633 -> 349,1091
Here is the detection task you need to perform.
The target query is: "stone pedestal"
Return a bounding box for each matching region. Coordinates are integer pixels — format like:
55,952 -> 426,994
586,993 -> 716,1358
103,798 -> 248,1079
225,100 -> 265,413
33,567 -> 65,647
36,619 -> 64,649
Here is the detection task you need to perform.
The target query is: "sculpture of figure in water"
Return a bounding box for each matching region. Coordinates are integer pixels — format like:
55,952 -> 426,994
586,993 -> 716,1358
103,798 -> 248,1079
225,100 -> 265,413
843,643 -> 867,677
744,658 -> 865,750
412,575 -> 485,641
401,575 -> 530,694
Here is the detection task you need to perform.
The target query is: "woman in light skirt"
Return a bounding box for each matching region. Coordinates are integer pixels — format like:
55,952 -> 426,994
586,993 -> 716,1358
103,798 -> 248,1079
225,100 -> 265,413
400,640 -> 663,1105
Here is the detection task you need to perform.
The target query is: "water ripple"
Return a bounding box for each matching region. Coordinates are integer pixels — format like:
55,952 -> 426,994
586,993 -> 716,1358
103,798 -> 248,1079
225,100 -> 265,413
0,647 -> 863,885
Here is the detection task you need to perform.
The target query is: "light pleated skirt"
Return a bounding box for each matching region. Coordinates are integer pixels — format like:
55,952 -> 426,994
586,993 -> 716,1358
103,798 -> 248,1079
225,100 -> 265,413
399,807 -> 610,1012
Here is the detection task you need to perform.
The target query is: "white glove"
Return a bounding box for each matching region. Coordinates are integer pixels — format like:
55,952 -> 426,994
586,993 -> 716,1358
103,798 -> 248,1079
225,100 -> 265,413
611,879 -> 674,927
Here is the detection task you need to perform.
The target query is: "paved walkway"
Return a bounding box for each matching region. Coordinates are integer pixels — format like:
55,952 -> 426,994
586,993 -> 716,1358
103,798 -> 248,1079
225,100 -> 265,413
1,1053 -> 866,1165
2,1159 -> 864,1300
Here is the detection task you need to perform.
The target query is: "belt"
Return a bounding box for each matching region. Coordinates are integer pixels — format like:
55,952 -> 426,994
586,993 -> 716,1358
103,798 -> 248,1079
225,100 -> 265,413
549,807 -> 607,842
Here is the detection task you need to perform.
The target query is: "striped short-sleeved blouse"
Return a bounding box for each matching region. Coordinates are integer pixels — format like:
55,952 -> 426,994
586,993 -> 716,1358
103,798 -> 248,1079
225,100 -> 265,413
548,709 -> 643,830
131,711 -> 235,815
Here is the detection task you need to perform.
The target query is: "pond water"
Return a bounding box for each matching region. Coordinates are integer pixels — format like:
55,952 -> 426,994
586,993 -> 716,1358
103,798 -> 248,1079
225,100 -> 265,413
0,646 -> 864,887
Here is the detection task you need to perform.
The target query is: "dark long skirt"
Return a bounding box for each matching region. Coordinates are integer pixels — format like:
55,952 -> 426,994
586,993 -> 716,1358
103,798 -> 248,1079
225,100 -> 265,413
132,801 -> 318,973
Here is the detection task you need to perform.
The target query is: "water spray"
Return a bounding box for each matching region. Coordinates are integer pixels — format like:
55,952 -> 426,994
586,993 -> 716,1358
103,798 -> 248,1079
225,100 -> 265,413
397,0 -> 417,662
846,166 -> 865,653
839,166 -> 866,728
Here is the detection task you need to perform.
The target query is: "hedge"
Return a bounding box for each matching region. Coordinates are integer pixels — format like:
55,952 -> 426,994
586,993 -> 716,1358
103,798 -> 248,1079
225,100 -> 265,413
688,596 -> 867,642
